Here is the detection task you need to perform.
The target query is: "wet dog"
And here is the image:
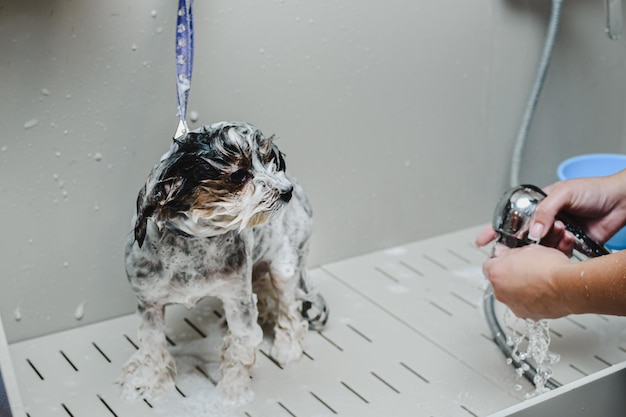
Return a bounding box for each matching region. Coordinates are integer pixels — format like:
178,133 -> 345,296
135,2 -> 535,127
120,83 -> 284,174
120,122 -> 328,404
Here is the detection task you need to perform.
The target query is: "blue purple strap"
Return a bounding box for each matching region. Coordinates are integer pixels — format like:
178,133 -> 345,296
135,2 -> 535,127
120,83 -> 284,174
174,0 -> 194,139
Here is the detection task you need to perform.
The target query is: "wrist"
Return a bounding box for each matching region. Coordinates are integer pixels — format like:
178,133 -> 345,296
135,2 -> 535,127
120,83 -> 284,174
550,261 -> 582,316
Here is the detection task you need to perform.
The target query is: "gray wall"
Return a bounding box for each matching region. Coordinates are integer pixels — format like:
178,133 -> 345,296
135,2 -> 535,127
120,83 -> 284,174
1,0 -> 625,343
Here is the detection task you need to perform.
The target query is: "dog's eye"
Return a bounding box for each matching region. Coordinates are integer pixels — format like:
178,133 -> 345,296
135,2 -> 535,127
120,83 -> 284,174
228,169 -> 251,185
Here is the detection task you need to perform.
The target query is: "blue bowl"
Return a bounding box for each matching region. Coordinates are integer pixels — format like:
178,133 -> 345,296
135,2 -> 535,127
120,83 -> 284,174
557,153 -> 626,250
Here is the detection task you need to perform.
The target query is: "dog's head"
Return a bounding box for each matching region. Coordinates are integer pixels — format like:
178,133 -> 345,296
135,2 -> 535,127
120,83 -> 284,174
133,122 -> 293,247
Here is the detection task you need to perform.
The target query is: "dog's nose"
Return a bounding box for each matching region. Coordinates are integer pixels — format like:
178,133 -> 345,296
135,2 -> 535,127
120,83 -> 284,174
280,186 -> 294,202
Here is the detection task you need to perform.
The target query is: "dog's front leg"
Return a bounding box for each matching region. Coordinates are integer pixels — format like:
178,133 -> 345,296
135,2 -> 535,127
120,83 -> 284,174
268,261 -> 309,366
217,279 -> 263,406
120,303 -> 176,400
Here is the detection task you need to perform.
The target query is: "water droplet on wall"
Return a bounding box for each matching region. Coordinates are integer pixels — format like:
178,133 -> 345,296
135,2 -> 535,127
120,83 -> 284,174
93,152 -> 103,161
189,110 -> 199,122
41,88 -> 51,96
23,118 -> 39,129
75,301 -> 85,320
14,307 -> 22,322
150,9 -> 158,18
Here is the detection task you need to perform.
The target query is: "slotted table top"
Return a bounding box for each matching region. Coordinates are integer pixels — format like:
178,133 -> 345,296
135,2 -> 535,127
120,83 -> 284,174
8,226 -> 626,417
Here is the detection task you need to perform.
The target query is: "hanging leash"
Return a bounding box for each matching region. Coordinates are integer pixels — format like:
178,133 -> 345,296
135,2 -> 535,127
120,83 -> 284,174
174,0 -> 194,140
160,0 -> 194,162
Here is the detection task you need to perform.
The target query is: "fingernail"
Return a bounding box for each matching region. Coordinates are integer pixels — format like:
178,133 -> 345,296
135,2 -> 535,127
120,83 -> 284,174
528,223 -> 543,243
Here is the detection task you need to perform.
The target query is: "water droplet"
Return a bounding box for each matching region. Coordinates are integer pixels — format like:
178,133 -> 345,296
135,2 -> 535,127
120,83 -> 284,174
41,88 -> 51,96
94,205 -> 100,211
75,301 -> 85,320
156,27 -> 163,34
189,110 -> 199,122
1,146 -> 7,152
131,44 -> 137,51
14,307 -> 22,322
93,152 -> 103,161
23,118 -> 39,129
55,151 -> 62,158
259,48 -> 265,54
63,262 -> 69,268
150,9 -> 158,18
66,94 -> 72,99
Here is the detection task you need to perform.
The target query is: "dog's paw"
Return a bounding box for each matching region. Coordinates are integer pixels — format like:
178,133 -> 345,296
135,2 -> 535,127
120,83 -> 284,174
300,293 -> 329,331
217,365 -> 254,406
119,349 -> 176,400
271,318 -> 307,366
270,336 -> 304,366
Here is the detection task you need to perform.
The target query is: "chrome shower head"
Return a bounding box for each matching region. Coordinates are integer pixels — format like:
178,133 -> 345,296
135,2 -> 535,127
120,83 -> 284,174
493,184 -> 545,248
492,184 -> 610,258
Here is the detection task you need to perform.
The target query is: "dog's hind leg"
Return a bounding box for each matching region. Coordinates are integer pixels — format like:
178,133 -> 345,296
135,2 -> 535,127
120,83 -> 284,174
120,303 -> 176,399
297,268 -> 329,331
217,283 -> 263,405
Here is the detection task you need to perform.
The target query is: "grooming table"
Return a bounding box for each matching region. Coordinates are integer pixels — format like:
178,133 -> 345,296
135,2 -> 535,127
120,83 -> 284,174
6,226 -> 626,416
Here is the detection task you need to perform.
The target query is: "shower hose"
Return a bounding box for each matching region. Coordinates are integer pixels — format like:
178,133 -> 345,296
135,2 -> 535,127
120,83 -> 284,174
509,0 -> 563,188
485,0 -> 563,390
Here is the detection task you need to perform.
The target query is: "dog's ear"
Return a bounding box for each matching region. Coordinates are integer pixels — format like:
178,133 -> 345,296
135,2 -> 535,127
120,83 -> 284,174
133,176 -> 184,247
272,143 -> 286,172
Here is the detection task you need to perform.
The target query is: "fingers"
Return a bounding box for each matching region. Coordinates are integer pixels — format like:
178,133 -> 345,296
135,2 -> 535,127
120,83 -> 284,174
475,226 -> 497,247
528,184 -> 573,241
538,220 -> 575,256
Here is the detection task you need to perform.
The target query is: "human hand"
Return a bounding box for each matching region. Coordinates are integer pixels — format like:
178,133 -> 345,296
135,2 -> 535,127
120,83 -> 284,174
476,171 -> 626,252
482,244 -> 572,320
530,173 -> 626,245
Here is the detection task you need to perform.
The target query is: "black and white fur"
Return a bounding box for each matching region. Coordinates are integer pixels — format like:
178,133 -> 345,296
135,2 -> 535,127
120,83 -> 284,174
120,122 -> 328,404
